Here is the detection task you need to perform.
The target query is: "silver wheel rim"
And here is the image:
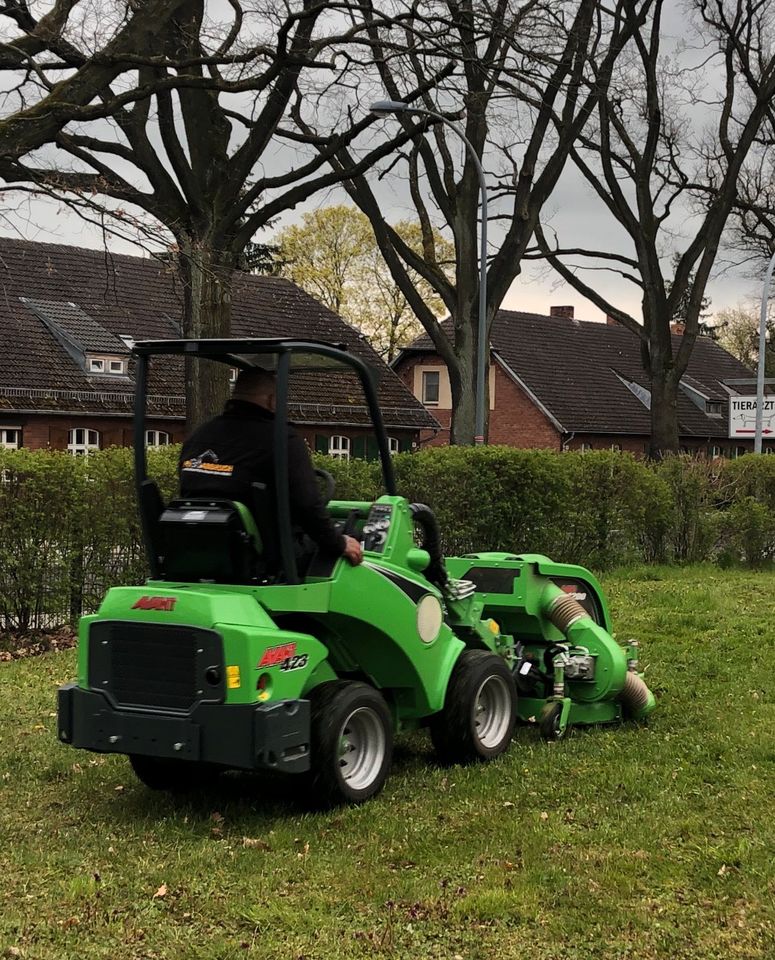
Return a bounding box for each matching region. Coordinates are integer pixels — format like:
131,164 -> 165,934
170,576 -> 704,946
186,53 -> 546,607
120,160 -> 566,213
338,706 -> 387,791
473,674 -> 512,749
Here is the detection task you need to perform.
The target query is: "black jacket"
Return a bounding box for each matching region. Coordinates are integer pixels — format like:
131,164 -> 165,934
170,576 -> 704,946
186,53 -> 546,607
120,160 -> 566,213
179,400 -> 345,555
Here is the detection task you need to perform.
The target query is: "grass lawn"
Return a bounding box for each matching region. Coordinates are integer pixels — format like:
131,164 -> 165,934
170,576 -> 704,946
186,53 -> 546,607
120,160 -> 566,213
1,566 -> 774,960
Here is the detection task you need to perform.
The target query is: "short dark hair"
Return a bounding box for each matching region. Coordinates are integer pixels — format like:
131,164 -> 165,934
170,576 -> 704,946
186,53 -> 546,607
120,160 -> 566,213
233,366 -> 276,398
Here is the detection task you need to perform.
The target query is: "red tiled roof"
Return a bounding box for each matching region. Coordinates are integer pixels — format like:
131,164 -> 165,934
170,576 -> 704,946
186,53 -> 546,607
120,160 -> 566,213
0,237 -> 437,431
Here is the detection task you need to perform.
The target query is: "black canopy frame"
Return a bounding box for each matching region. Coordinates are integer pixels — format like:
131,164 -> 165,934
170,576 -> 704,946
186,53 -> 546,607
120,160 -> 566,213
132,338 -> 397,584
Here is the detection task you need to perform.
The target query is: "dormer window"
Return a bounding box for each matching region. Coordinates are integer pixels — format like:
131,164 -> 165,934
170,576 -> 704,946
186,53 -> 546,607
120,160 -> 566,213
87,354 -> 128,376
706,400 -> 722,417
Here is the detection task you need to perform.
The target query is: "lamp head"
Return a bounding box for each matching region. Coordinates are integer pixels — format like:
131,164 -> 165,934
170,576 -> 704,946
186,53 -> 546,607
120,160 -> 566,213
369,99 -> 411,115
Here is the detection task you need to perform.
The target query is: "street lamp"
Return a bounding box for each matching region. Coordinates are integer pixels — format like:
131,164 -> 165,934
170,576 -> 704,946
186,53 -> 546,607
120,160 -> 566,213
754,250 -> 775,453
370,99 -> 489,444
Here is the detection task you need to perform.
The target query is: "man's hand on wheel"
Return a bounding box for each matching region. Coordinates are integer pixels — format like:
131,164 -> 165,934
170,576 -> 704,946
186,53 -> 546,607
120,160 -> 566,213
342,535 -> 363,565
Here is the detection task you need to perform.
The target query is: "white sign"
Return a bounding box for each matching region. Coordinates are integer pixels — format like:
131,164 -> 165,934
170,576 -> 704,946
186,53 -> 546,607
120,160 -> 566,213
729,397 -> 775,439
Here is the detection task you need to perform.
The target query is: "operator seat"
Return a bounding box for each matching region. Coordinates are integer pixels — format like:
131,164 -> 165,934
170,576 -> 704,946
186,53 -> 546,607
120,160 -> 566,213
139,479 -> 280,584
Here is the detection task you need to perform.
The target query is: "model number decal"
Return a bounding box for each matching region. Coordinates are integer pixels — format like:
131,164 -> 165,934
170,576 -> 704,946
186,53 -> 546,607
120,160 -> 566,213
279,654 -> 309,673
258,642 -> 297,668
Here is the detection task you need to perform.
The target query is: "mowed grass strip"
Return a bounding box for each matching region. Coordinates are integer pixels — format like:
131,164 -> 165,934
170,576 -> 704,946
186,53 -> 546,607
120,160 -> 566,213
0,567 -> 773,960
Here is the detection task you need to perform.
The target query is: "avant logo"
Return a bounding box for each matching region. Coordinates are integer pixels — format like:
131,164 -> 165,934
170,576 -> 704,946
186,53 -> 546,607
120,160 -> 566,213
132,596 -> 177,611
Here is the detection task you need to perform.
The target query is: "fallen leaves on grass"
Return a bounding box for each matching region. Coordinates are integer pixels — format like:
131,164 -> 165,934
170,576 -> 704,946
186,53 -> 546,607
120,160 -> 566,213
152,884 -> 168,900
0,627 -> 76,661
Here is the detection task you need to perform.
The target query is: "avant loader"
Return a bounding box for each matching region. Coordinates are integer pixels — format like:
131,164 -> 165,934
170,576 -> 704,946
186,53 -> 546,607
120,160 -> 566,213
58,339 -> 655,805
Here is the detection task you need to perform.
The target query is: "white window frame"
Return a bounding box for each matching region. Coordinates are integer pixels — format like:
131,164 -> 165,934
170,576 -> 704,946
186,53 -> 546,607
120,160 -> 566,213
145,430 -> 171,447
581,443 -> 593,453
421,370 -> 440,406
229,367 -> 238,383
388,437 -> 400,455
109,359 -> 125,374
0,428 -> 20,449
67,428 -> 100,456
328,435 -> 350,460
710,445 -> 723,459
88,358 -> 105,373
610,443 -> 622,452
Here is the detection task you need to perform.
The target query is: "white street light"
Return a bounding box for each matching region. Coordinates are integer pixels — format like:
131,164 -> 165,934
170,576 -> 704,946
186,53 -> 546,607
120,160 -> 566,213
370,99 -> 489,444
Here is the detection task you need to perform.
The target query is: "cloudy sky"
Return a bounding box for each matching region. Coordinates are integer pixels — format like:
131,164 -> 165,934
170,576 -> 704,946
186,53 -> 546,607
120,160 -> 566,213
0,1 -> 768,325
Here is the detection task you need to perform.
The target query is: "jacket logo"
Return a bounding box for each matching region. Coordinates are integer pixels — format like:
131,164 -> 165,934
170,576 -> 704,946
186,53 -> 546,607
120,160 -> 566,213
181,448 -> 234,477
132,596 -> 177,611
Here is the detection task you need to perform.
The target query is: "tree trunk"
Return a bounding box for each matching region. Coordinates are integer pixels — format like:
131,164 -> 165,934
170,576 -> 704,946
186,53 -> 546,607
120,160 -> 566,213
178,237 -> 235,432
648,368 -> 680,459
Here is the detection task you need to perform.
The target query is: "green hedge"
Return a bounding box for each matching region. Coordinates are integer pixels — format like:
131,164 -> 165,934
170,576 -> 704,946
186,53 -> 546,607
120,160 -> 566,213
1,445 -> 772,633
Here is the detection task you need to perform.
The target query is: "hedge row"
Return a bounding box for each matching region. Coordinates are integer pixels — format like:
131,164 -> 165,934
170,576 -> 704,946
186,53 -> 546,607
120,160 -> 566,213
1,445 -> 773,631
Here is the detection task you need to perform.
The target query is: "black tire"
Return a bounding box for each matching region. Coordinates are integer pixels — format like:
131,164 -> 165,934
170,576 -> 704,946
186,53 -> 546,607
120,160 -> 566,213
538,701 -> 567,742
430,650 -> 517,765
308,681 -> 393,806
129,754 -> 213,792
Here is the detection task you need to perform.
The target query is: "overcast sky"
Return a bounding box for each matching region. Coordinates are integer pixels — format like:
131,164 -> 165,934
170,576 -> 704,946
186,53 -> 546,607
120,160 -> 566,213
0,1 -> 768,325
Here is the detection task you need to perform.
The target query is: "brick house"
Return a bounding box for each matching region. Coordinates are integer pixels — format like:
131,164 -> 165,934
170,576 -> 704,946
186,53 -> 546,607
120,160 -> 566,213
0,238 -> 437,455
394,306 -> 773,456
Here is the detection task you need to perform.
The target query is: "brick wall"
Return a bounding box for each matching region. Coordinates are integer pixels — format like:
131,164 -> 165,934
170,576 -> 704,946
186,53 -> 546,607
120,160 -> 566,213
395,352 -> 560,448
1,414 -> 184,451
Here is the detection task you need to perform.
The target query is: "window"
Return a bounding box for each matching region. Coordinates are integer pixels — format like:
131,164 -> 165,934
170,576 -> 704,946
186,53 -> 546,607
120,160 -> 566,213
422,370 -> 440,405
581,443 -> 593,452
388,437 -> 400,455
146,430 -> 171,447
0,428 -> 20,449
706,400 -> 722,417
229,367 -> 238,384
88,358 -> 105,373
710,445 -> 723,459
109,359 -> 125,374
610,443 -> 622,452
67,428 -> 100,456
328,436 -> 350,460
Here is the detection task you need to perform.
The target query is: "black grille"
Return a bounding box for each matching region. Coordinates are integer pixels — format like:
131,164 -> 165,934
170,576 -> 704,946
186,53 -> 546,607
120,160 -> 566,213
88,621 -> 224,712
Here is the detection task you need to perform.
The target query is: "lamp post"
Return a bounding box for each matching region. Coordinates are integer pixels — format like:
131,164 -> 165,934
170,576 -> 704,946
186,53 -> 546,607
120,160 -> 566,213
754,250 -> 775,454
370,99 -> 489,444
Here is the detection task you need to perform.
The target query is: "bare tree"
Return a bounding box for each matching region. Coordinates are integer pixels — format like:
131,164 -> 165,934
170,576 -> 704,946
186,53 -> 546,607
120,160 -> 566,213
0,0 -> 447,428
532,0 -> 775,457
0,1 -> 200,161
295,0 -> 651,443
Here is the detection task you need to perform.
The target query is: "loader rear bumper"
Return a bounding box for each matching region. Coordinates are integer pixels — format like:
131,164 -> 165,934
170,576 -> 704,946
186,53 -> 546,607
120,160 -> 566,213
57,683 -> 311,773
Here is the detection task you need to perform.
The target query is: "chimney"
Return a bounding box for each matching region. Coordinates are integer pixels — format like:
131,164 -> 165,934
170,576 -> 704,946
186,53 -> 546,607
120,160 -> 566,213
670,321 -> 685,335
606,314 -> 619,326
550,305 -> 574,319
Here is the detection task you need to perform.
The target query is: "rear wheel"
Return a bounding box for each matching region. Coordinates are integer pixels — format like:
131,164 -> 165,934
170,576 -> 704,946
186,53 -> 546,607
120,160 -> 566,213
430,650 -> 517,764
308,681 -> 393,806
129,755 -> 213,792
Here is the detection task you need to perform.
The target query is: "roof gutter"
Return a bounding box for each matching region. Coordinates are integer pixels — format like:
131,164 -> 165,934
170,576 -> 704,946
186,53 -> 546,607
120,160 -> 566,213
492,351 -> 566,433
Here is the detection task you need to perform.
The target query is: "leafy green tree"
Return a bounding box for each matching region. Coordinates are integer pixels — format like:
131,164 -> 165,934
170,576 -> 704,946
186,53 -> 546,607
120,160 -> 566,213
713,304 -> 775,377
276,206 -> 454,360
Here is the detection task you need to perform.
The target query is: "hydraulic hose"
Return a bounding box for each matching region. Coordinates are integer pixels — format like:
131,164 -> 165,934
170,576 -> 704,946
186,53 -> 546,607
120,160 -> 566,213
410,503 -> 448,589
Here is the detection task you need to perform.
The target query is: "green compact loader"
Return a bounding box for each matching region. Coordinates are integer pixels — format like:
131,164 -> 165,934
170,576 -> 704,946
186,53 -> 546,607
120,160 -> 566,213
58,338 -> 656,805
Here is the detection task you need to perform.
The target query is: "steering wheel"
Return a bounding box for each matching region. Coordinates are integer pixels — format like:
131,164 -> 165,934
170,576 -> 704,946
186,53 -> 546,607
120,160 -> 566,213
315,467 -> 336,504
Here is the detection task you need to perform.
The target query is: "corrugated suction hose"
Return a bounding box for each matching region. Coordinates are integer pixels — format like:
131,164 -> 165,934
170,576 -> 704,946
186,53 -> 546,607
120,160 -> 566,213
618,671 -> 651,716
546,593 -> 588,632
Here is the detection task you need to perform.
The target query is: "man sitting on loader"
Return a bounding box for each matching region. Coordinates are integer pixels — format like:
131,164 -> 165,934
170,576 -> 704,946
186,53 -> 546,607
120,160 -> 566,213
179,367 -> 363,568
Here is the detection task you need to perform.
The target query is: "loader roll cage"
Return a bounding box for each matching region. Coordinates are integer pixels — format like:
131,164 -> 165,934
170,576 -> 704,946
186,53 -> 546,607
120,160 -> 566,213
132,337 -> 397,585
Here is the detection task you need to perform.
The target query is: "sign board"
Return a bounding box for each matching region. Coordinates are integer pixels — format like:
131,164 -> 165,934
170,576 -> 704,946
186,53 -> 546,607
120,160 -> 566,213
729,397 -> 775,439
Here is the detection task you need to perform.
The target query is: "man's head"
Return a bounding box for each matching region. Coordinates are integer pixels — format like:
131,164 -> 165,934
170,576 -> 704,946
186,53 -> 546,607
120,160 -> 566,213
232,367 -> 276,410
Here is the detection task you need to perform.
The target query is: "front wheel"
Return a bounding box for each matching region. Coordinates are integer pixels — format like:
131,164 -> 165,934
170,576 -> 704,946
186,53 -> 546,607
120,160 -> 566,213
308,681 -> 393,806
430,650 -> 517,765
